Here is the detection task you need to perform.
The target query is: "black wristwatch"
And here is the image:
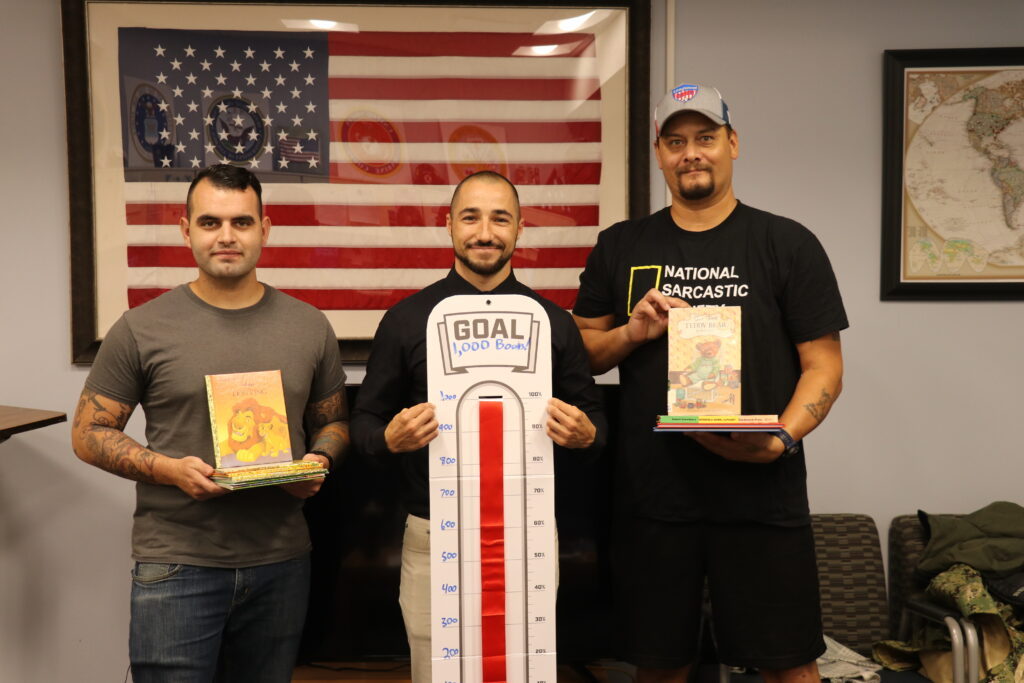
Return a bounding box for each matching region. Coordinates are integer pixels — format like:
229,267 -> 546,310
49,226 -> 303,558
775,429 -> 802,459
309,449 -> 334,472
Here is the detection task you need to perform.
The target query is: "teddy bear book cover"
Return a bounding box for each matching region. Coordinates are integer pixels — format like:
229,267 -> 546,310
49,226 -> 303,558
667,306 -> 742,417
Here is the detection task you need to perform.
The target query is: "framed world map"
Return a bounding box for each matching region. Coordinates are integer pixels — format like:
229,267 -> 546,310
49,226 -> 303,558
882,47 -> 1024,300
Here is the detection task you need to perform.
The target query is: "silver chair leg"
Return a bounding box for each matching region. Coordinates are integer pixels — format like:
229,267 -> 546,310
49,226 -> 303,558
960,617 -> 979,683
943,616 -> 965,683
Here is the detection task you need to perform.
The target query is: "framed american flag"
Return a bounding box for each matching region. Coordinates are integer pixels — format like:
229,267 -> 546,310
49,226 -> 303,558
61,0 -> 651,363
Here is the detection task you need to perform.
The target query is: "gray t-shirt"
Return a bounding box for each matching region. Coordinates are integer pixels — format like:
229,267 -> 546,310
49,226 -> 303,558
85,284 -> 346,568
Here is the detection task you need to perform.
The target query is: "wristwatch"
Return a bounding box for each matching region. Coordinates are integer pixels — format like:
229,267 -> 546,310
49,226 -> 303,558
775,429 -> 802,459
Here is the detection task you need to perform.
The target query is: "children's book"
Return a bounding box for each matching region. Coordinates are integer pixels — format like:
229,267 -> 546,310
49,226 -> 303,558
667,306 -> 743,416
205,370 -> 325,489
659,307 -> 781,433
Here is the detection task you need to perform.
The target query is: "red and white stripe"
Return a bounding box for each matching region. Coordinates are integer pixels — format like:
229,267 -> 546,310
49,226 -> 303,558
124,31 -> 603,336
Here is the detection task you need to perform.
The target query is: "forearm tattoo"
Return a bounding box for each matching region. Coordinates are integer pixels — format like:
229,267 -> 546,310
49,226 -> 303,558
75,389 -> 160,484
305,391 -> 350,458
312,424 -> 349,458
803,387 -> 835,423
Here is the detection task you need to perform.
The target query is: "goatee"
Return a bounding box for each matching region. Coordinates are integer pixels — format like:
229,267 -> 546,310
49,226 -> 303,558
678,179 -> 715,201
456,243 -> 511,276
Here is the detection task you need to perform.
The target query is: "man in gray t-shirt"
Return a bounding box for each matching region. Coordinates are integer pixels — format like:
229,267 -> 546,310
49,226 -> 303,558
72,165 -> 348,682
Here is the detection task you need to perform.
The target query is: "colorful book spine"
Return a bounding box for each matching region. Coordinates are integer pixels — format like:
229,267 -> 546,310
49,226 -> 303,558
657,414 -> 780,424
213,462 -> 324,483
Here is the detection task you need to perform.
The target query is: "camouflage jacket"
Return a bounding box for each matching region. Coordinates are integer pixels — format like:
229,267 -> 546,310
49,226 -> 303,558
874,564 -> 1024,683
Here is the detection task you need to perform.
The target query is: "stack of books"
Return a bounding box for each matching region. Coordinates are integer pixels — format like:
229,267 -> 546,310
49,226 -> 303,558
657,306 -> 783,434
206,369 -> 326,490
211,461 -> 326,490
654,414 -> 783,433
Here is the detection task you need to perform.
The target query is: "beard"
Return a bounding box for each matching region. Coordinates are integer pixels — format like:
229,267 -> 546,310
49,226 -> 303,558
455,241 -> 513,276
679,180 -> 715,200
676,169 -> 715,200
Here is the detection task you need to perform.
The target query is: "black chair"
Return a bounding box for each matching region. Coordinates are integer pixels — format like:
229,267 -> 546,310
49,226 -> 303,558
810,513 -> 891,655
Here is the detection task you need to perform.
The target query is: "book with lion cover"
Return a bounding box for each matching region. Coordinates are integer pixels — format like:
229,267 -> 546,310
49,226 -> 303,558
205,370 -> 325,489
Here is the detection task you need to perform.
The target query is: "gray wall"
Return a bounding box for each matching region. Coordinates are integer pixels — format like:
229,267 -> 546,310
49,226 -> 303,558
2,1 -> 135,682
650,0 -> 1024,530
1,0 -> 1022,680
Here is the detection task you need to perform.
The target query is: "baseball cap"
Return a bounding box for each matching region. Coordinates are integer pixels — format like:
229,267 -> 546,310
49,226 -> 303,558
655,83 -> 731,135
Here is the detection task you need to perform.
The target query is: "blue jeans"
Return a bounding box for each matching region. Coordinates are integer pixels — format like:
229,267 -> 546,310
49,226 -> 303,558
129,554 -> 310,683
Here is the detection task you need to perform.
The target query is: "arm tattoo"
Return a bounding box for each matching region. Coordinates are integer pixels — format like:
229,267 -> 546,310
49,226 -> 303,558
305,391 -> 350,459
305,391 -> 346,429
803,387 -> 835,423
312,425 -> 349,457
75,389 -> 161,484
85,390 -> 130,429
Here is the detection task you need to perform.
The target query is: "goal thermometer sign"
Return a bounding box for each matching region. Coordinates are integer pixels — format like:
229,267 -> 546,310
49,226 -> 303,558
427,294 -> 557,683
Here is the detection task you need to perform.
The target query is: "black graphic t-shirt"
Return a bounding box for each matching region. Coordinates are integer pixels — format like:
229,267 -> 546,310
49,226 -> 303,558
574,202 -> 849,525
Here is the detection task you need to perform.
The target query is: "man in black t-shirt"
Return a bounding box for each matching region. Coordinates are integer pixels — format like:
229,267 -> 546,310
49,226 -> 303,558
573,84 -> 848,683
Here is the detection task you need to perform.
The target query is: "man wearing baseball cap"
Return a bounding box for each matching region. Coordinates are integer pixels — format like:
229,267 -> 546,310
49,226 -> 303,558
573,83 -> 848,682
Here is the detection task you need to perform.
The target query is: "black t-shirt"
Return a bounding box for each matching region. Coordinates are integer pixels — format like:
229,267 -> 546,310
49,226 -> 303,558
352,269 -> 606,519
574,202 -> 848,525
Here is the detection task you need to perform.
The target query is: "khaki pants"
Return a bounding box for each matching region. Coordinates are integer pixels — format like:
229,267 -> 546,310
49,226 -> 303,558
399,515 -> 433,683
398,514 -> 558,683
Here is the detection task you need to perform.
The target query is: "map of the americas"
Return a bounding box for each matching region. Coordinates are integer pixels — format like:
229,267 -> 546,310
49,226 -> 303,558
904,69 -> 1024,278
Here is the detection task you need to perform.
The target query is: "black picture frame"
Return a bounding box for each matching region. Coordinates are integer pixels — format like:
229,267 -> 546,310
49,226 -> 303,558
62,0 -> 650,363
881,47 -> 1024,301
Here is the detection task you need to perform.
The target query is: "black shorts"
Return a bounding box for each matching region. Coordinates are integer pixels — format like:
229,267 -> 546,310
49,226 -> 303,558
611,517 -> 825,670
